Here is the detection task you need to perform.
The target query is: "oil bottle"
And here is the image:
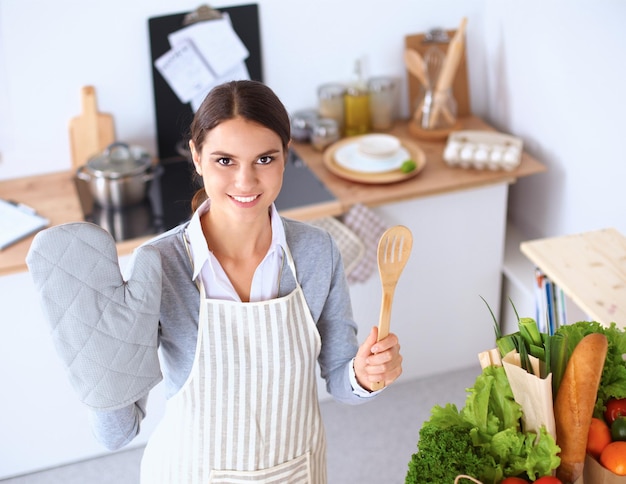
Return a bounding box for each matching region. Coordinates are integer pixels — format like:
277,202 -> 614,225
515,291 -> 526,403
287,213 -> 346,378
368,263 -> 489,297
343,59 -> 370,136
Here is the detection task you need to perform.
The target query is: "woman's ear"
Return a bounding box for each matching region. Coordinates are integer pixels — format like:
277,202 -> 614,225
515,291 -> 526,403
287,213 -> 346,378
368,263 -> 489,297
284,139 -> 292,160
189,140 -> 202,175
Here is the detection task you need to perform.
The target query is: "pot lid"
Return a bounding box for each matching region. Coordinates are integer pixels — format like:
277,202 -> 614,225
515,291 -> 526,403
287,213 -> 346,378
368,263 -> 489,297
86,142 -> 151,178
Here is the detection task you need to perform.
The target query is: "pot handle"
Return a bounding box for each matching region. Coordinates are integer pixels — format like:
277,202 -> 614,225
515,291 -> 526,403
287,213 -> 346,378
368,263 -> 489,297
140,164 -> 163,183
104,142 -> 132,159
76,165 -> 92,181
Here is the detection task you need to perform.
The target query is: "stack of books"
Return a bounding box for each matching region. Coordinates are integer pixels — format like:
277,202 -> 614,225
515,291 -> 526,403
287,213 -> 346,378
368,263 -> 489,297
533,268 -> 567,334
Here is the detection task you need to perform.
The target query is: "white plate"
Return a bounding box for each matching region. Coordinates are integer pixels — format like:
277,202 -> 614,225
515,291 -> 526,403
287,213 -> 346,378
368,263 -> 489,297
334,142 -> 411,173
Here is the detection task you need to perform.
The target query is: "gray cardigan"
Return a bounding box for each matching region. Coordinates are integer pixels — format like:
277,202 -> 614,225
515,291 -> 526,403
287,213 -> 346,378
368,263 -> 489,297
90,217 -> 373,450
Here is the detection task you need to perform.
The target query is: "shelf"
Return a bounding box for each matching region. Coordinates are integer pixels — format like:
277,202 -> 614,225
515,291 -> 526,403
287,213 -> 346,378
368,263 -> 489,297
520,228 -> 626,328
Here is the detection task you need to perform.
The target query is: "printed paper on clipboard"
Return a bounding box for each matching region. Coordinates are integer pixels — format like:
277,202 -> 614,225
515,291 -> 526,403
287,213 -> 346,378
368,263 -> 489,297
154,40 -> 216,104
0,199 -> 49,250
154,13 -> 250,108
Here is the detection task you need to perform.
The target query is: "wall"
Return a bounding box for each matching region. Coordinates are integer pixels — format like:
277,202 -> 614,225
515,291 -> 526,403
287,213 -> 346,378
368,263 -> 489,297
0,0 -> 478,179
478,0 -> 626,241
2,1 -> 624,240
475,0 -> 626,328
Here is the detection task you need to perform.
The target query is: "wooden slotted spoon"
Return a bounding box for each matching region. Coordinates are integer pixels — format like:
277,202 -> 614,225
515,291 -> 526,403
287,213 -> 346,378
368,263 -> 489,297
371,225 -> 413,391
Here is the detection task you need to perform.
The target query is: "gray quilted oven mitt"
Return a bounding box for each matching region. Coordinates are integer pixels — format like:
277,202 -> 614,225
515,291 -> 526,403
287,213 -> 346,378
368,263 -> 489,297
26,222 -> 162,410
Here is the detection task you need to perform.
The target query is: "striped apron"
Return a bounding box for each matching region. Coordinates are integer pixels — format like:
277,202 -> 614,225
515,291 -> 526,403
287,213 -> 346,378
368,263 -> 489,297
140,247 -> 326,483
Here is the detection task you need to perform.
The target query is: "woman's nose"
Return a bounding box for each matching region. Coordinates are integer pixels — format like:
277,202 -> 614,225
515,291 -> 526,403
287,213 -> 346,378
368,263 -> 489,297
235,164 -> 257,188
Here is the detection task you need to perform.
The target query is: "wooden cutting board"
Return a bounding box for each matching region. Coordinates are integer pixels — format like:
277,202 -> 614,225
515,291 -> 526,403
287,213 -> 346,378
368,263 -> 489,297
68,86 -> 115,169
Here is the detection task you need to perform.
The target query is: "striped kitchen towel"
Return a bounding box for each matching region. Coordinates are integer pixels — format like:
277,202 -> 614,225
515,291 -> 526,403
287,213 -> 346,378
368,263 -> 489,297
308,216 -> 365,277
341,204 -> 389,284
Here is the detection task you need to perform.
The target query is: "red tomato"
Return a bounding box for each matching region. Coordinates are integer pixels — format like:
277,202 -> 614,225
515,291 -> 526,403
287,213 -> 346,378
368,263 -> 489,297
501,478 -> 528,483
605,398 -> 626,425
534,477 -> 562,484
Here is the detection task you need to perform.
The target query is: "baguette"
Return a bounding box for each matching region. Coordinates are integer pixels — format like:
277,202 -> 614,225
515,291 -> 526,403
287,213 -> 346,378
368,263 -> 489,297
554,332 -> 608,484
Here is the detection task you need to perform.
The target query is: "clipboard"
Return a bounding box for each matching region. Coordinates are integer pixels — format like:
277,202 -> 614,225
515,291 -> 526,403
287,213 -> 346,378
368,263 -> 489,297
148,4 -> 264,161
0,199 -> 49,250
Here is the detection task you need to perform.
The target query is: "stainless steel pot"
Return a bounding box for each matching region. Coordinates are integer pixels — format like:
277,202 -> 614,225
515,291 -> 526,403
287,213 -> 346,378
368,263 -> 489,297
77,142 -> 157,208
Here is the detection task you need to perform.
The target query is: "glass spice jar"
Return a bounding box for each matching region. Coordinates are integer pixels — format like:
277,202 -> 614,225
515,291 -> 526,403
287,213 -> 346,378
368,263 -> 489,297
317,83 -> 346,134
290,109 -> 319,142
368,76 -> 399,131
310,118 -> 340,151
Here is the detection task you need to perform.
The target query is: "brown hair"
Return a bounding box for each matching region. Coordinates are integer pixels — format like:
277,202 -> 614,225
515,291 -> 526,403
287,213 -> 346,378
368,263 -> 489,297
188,80 -> 291,212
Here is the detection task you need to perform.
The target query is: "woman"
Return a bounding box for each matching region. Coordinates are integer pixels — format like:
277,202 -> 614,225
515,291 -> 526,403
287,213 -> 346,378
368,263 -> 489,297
84,80 -> 402,482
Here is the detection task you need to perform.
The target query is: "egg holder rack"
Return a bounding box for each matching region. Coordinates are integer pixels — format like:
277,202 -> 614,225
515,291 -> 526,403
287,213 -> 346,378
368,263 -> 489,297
443,130 -> 523,171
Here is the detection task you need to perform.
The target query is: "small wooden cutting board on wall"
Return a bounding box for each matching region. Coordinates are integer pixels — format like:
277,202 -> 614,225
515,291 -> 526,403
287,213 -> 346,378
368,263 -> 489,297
69,86 -> 115,169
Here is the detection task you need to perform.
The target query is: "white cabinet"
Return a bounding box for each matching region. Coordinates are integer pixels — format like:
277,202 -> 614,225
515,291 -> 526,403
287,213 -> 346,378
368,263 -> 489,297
0,259 -> 166,479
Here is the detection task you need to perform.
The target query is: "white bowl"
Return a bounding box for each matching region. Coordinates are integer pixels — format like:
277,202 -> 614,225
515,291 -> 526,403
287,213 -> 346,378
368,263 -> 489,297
357,134 -> 401,158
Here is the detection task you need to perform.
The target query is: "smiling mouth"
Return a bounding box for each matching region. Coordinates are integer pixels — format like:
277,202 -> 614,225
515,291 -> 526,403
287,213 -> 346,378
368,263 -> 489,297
231,195 -> 259,203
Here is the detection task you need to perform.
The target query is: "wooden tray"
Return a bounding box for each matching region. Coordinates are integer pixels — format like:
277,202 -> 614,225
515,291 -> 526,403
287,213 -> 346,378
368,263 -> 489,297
322,136 -> 426,184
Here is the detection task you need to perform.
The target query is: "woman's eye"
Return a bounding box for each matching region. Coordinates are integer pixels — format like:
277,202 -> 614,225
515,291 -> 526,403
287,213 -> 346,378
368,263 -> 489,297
216,157 -> 232,166
257,156 -> 273,165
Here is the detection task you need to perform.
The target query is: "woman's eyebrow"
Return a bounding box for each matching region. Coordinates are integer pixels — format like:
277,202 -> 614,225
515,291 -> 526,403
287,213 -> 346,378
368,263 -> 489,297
209,148 -> 282,158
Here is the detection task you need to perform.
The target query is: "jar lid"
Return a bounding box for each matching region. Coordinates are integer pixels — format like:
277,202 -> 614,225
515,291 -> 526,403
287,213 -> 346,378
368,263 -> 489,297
312,118 -> 339,137
86,143 -> 152,178
290,109 -> 319,141
318,83 -> 346,99
345,84 -> 368,96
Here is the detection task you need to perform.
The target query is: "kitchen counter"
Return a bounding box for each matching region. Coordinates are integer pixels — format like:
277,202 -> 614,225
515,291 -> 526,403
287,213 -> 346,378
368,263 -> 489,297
293,116 -> 544,208
0,116 -> 545,276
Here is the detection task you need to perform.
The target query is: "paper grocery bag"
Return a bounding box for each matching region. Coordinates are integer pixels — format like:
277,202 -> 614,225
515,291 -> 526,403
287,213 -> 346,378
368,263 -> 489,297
501,351 -> 556,439
581,454 -> 626,483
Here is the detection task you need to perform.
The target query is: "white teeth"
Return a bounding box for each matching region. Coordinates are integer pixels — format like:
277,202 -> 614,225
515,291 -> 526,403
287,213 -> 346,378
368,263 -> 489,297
232,195 -> 258,203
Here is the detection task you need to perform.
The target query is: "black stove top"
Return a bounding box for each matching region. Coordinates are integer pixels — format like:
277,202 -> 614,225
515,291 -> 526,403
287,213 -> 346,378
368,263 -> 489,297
75,149 -> 336,242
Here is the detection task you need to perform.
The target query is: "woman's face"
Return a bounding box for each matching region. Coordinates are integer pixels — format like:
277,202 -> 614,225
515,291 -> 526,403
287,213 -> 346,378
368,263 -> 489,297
190,116 -> 287,222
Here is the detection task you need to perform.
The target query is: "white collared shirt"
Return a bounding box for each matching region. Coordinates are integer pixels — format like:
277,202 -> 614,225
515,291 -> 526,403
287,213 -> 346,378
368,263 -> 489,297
185,199 -> 286,302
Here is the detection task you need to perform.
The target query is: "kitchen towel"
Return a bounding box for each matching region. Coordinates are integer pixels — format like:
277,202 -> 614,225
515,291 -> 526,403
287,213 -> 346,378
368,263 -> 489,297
341,204 -> 390,284
308,216 -> 365,278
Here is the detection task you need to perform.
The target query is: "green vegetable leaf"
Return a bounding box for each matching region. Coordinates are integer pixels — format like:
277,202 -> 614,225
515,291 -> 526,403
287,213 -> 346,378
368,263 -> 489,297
428,403 -> 466,429
405,425 -> 496,484
504,427 -> 561,480
462,366 -> 521,441
462,367 -> 502,437
407,364 -> 561,483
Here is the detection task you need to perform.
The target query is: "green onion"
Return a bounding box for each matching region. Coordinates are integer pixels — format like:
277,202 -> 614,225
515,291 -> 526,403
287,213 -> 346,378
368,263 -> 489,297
519,318 -> 543,348
549,332 -> 569,398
